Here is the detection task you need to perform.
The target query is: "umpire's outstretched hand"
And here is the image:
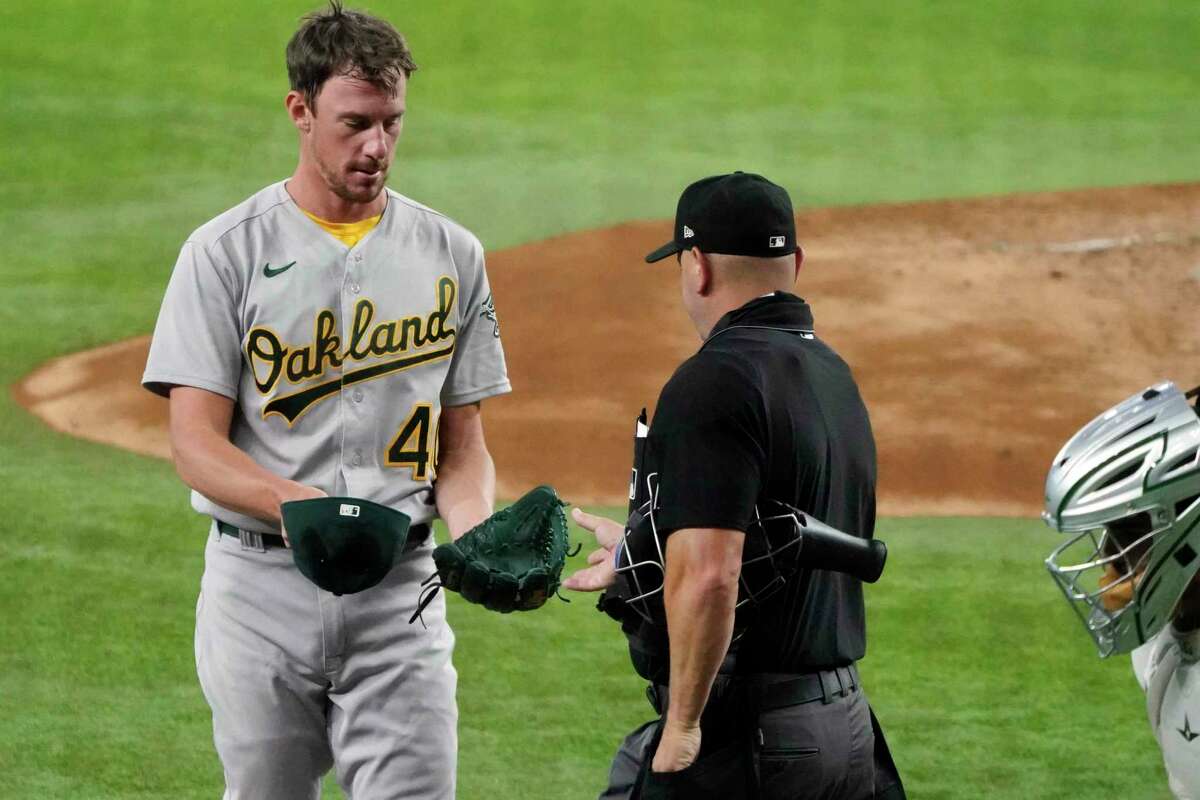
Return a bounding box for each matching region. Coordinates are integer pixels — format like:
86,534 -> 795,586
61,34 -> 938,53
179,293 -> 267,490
562,508 -> 623,592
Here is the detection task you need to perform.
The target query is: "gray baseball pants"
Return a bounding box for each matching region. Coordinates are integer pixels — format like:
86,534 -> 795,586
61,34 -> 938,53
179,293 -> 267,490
195,522 -> 457,800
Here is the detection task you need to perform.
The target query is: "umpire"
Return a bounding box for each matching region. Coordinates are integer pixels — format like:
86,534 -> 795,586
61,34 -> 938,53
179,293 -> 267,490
565,172 -> 904,799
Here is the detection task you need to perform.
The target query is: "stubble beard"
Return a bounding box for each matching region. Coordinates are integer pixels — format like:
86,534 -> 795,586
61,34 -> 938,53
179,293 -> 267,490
315,150 -> 388,205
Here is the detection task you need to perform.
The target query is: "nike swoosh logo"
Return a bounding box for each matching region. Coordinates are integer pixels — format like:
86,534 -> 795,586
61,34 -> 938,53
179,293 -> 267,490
263,261 -> 296,278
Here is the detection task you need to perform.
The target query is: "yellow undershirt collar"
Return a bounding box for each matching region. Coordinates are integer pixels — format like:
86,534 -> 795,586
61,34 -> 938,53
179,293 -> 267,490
302,208 -> 383,248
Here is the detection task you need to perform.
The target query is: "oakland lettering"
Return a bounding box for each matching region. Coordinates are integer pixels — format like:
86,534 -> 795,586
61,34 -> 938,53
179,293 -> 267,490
246,276 -> 457,394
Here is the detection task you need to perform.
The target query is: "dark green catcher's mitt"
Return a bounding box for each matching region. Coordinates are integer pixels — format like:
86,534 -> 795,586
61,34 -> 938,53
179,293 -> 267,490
410,485 -> 576,622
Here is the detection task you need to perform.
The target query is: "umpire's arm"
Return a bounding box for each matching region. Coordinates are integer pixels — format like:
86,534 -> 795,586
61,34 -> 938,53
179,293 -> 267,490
656,528 -> 745,772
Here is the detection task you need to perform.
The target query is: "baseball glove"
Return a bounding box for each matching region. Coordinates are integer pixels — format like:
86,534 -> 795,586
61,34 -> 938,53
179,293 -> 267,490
410,485 -> 575,623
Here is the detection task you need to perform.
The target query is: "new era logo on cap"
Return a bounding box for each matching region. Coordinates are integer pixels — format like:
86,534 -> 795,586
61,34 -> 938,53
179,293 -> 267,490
769,236 -> 785,248
339,504 -> 361,517
683,225 -> 695,239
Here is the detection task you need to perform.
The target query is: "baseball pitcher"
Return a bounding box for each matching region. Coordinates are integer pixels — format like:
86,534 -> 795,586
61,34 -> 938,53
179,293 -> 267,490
142,4 -> 509,798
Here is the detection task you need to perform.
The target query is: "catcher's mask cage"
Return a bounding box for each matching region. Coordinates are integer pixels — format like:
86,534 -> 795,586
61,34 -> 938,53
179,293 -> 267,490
613,472 -> 844,630
1044,381 -> 1200,658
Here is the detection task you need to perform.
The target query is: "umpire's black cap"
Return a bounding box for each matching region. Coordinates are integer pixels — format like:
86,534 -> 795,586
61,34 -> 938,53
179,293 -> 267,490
645,171 -> 799,263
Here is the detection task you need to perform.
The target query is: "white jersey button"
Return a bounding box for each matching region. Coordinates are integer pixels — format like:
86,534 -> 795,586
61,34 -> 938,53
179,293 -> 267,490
354,253 -> 363,263
352,389 -> 364,403
349,282 -> 361,294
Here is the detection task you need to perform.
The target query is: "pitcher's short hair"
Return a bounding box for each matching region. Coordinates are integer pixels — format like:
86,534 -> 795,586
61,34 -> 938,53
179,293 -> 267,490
286,1 -> 417,111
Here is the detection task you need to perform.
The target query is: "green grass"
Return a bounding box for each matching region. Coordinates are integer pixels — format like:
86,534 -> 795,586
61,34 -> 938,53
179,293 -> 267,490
452,516 -> 1173,799
0,503 -> 1171,798
2,0 -> 1198,796
864,518 -> 1170,799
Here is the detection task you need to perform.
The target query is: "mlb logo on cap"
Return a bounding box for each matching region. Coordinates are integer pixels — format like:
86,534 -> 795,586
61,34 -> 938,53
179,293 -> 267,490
644,172 -> 798,263
340,504 -> 361,517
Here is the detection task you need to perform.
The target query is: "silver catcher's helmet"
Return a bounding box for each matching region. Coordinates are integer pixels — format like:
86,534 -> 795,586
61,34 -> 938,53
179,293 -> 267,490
1044,381 -> 1200,657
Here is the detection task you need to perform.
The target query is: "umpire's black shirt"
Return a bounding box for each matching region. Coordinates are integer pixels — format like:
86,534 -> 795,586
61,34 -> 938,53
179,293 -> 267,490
646,291 -> 876,673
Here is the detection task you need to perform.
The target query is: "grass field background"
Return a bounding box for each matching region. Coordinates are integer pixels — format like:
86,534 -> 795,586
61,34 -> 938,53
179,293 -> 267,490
3,0 -> 1199,797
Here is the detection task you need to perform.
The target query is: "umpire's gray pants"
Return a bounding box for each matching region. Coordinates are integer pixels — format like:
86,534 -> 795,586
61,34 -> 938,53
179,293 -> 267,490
195,525 -> 457,800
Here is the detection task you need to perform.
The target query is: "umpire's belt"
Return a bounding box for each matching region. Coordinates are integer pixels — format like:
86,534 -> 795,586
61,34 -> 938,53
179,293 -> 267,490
648,663 -> 860,716
216,520 -> 432,553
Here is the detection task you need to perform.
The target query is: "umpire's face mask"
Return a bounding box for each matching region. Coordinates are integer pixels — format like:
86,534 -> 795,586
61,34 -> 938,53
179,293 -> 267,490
614,491 -> 808,631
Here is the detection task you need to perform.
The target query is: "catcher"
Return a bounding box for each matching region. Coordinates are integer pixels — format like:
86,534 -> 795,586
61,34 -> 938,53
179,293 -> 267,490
1044,381 -> 1200,798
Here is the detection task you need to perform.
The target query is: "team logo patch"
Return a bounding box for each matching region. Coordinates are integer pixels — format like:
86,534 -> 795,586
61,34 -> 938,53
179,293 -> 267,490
769,236 -> 785,248
480,293 -> 500,338
339,504 -> 361,518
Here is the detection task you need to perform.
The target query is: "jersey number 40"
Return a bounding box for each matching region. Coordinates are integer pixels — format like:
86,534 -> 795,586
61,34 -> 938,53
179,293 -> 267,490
387,403 -> 439,481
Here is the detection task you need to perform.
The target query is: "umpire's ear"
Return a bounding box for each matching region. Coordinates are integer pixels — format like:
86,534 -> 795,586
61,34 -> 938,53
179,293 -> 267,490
689,247 -> 713,296
794,245 -> 804,282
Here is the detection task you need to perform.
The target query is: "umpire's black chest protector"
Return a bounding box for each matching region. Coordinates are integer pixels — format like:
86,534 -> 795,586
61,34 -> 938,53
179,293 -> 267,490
605,292 -> 878,675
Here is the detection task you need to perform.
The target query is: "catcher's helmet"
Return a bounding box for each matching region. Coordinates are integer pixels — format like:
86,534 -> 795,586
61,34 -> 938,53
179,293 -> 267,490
1044,381 -> 1200,657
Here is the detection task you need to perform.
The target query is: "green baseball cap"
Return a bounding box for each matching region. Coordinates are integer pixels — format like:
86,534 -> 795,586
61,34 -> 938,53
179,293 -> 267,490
282,496 -> 412,595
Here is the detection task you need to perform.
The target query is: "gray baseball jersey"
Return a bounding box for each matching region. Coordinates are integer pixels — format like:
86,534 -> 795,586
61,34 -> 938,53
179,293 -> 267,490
143,180 -> 511,531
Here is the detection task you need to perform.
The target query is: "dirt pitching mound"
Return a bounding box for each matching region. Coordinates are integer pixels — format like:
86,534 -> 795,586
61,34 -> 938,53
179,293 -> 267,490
14,183 -> 1200,516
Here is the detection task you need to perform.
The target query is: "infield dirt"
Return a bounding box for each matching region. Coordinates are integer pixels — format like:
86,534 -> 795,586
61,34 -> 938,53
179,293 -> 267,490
13,183 -> 1200,516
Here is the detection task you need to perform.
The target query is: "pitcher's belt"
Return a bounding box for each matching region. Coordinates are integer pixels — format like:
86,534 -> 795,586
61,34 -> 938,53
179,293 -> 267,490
216,520 -> 432,552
